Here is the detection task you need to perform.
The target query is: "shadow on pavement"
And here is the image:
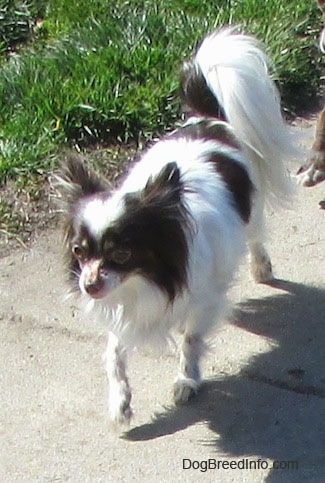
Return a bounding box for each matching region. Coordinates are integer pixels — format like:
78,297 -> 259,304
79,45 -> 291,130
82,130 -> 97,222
123,280 -> 325,482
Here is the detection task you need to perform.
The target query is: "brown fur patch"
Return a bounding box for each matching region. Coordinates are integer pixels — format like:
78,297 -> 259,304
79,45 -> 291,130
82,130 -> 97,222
59,160 -> 193,302
312,108 -> 325,159
180,60 -> 226,120
169,119 -> 240,151
208,152 -> 254,223
297,108 -> 325,182
170,119 -> 253,222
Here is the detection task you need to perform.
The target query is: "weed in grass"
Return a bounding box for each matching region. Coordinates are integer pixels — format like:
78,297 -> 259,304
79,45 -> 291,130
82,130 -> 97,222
0,171 -> 55,248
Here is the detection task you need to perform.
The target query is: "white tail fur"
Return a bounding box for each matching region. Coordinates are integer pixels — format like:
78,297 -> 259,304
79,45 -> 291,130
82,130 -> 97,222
193,27 -> 297,204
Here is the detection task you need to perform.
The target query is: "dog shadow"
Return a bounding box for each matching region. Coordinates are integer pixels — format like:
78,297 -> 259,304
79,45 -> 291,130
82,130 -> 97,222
123,280 -> 325,482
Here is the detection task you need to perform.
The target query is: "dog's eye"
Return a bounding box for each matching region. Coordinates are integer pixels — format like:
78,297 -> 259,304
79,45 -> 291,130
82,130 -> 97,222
72,244 -> 87,260
110,249 -> 131,264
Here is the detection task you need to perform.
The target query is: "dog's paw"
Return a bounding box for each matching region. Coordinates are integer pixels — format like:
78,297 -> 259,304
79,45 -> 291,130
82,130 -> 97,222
108,399 -> 133,426
173,377 -> 200,406
250,254 -> 273,283
108,384 -> 133,426
296,163 -> 325,187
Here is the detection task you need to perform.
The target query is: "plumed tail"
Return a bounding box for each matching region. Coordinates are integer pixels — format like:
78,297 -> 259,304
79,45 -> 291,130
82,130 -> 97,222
180,27 -> 298,205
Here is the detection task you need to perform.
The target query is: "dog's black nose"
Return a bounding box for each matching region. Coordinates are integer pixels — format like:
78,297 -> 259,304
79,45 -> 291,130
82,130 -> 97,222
84,279 -> 104,297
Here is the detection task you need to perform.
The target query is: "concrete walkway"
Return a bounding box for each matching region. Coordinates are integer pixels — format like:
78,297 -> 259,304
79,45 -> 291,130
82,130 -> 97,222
0,120 -> 324,482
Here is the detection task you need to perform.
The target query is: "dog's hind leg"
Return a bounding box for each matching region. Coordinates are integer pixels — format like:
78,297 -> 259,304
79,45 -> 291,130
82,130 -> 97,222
247,194 -> 273,283
249,241 -> 273,283
104,331 -> 132,425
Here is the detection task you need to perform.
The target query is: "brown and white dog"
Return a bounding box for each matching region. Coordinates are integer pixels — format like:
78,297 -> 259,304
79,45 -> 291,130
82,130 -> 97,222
57,28 -> 297,425
297,0 -> 325,187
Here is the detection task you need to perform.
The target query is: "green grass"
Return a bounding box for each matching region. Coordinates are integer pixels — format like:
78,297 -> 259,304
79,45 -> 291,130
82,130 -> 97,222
0,0 -> 322,182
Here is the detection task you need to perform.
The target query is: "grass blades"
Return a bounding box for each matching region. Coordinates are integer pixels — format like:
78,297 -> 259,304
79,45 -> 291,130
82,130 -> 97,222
0,0 -> 322,182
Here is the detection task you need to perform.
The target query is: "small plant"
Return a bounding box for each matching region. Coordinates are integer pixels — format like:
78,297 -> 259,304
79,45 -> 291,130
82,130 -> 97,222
0,0 -> 46,53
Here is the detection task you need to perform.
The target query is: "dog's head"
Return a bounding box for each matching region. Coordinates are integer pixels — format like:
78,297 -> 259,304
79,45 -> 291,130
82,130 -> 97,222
56,155 -> 192,302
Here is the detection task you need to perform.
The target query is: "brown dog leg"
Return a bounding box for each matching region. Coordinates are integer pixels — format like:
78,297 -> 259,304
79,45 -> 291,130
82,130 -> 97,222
297,108 -> 325,186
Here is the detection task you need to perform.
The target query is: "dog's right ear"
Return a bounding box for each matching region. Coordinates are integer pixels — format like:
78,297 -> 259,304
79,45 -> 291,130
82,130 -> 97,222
54,154 -> 108,206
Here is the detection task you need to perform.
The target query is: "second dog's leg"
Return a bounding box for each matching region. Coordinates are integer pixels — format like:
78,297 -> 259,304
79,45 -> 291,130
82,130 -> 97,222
104,331 -> 132,425
296,108 -> 325,187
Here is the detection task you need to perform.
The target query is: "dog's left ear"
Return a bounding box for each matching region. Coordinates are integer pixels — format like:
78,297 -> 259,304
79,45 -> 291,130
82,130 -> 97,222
55,153 -> 108,206
144,162 -> 182,204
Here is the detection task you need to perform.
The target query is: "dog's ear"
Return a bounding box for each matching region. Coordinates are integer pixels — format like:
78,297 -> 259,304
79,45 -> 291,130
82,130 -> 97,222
143,162 -> 182,205
55,154 -> 108,206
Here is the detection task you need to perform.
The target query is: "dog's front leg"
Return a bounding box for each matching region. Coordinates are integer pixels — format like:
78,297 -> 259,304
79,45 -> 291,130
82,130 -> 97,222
173,332 -> 204,405
173,295 -> 228,405
104,331 -> 132,425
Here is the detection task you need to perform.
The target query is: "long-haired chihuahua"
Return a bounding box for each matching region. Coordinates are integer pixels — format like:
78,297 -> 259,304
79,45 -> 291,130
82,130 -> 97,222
56,27 -> 296,425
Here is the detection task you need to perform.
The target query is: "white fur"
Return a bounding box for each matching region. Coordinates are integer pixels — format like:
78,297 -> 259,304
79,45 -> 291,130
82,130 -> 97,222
74,28 -> 297,424
195,28 -> 297,206
320,26 -> 325,53
82,196 -> 124,238
104,331 -> 132,425
81,138 -> 246,348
